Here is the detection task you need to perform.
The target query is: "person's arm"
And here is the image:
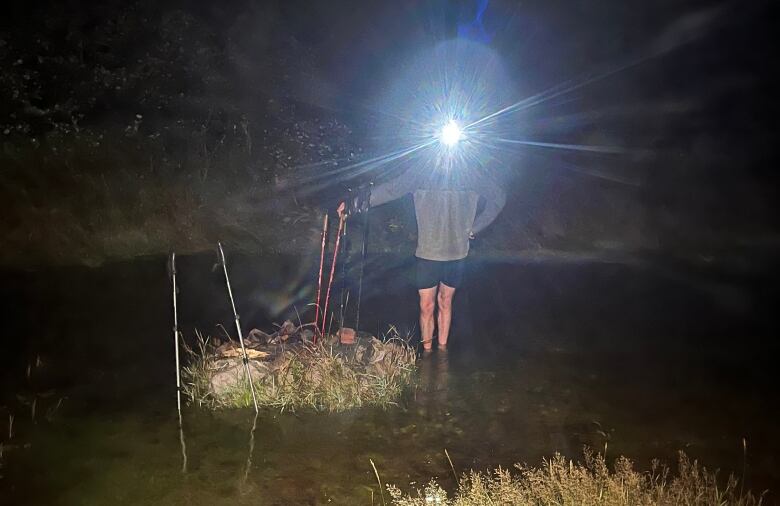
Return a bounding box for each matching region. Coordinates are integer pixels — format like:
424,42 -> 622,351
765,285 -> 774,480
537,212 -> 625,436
471,179 -> 506,235
369,170 -> 417,207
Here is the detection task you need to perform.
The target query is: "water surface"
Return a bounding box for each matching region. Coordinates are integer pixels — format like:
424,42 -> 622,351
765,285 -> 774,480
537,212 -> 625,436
1,252 -> 777,504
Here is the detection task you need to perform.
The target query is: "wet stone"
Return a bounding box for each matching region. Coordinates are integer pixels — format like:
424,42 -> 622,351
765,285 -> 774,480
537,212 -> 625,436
209,359 -> 270,396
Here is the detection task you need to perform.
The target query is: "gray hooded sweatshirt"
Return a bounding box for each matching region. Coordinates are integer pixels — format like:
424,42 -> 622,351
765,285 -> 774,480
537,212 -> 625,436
370,170 -> 506,261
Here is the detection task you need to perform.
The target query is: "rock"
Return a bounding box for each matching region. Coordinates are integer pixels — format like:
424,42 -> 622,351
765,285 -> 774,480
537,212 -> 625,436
215,340 -> 269,359
269,350 -> 295,373
323,333 -> 340,346
209,359 -> 270,396
223,348 -> 269,359
300,329 -> 314,343
214,342 -> 233,355
278,320 -> 296,337
246,328 -> 273,344
354,342 -> 368,362
369,338 -> 388,363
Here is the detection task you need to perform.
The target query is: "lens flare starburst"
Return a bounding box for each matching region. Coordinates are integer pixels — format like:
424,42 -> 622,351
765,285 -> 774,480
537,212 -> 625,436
439,120 -> 463,147
295,36 -> 643,194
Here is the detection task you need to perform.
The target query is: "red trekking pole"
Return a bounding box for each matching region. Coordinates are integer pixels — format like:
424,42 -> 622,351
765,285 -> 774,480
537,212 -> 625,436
321,207 -> 346,337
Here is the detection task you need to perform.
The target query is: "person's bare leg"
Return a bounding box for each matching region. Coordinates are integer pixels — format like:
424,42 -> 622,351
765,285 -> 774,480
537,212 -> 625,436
418,287 -> 437,351
436,282 -> 456,349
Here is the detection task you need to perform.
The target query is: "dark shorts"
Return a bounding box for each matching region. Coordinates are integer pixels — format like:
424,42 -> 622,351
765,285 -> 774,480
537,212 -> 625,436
415,257 -> 466,290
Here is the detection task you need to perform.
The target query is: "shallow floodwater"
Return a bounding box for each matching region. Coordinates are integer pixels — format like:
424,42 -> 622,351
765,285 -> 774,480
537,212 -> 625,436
0,252 -> 778,505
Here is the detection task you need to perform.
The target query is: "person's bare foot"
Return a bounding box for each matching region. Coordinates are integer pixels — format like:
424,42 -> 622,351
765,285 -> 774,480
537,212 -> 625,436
422,338 -> 434,353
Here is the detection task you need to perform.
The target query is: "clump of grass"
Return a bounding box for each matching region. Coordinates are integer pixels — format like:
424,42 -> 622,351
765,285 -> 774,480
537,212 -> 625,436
182,329 -> 417,412
388,450 -> 763,506
180,330 -> 216,409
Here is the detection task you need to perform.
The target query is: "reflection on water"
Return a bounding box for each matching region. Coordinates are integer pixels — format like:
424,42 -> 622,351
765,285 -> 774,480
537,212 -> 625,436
417,350 -> 450,418
178,409 -> 188,474
242,414 -> 258,489
0,253 -> 778,504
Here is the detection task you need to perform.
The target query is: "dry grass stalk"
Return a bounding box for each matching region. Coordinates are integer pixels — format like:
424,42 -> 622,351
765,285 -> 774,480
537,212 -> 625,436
371,458 -> 387,506
388,450 -> 764,506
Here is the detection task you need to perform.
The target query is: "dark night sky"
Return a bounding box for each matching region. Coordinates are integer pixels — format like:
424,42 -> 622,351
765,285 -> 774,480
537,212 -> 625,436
219,0 -> 778,185
3,0 -> 774,171
0,0 -> 777,265
278,0 -> 779,226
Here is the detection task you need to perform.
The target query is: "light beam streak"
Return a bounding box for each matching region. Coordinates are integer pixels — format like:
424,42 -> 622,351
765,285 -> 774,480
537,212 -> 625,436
296,139 -> 437,197
464,5 -> 725,133
494,139 -> 629,154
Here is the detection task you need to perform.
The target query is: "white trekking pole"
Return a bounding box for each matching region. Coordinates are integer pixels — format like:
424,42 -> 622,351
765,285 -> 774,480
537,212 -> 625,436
171,252 -> 182,413
217,243 -> 259,413
170,252 -> 187,472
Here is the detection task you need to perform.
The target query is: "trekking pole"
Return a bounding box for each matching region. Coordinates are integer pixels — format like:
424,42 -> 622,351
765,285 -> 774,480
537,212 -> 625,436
314,213 -> 329,337
321,211 -> 346,336
217,242 -> 259,413
170,252 -> 182,414
170,252 -> 187,473
354,184 -> 372,333
338,201 -> 350,332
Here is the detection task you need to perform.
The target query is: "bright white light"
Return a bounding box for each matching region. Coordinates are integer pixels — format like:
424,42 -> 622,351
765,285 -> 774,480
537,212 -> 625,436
439,120 -> 462,147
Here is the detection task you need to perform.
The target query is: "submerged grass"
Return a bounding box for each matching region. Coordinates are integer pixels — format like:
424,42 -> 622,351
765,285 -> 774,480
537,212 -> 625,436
182,330 -> 417,412
388,450 -> 763,506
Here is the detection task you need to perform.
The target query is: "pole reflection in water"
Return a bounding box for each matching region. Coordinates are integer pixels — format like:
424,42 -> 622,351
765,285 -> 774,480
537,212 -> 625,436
242,413 -> 259,491
178,410 -> 188,474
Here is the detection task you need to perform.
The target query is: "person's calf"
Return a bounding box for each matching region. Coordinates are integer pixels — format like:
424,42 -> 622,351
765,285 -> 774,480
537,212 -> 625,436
436,283 -> 456,349
418,287 -> 437,351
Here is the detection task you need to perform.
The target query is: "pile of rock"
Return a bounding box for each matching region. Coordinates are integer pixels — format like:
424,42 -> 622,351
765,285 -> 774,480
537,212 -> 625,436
208,320 -> 312,396
199,321 -> 417,410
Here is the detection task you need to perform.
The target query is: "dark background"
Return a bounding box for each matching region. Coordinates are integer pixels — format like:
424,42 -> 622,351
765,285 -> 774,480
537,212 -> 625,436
1,3 -> 779,501
0,0 -> 777,268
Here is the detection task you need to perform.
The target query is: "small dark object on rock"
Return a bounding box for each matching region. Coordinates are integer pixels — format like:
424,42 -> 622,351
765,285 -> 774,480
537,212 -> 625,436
338,327 -> 356,345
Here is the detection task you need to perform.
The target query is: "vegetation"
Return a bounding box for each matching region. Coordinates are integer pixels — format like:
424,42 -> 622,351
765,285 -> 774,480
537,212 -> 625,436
0,3 -> 357,267
182,330 -> 417,412
388,450 -> 763,506
1,1 -> 775,268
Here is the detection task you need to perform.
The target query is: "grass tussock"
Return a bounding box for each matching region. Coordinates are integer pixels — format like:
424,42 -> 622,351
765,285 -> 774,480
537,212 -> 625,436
182,329 -> 417,412
388,450 -> 763,506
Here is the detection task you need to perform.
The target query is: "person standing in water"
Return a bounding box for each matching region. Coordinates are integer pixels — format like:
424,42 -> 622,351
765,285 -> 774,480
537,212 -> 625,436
361,167 -> 505,351
344,37 -> 513,352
